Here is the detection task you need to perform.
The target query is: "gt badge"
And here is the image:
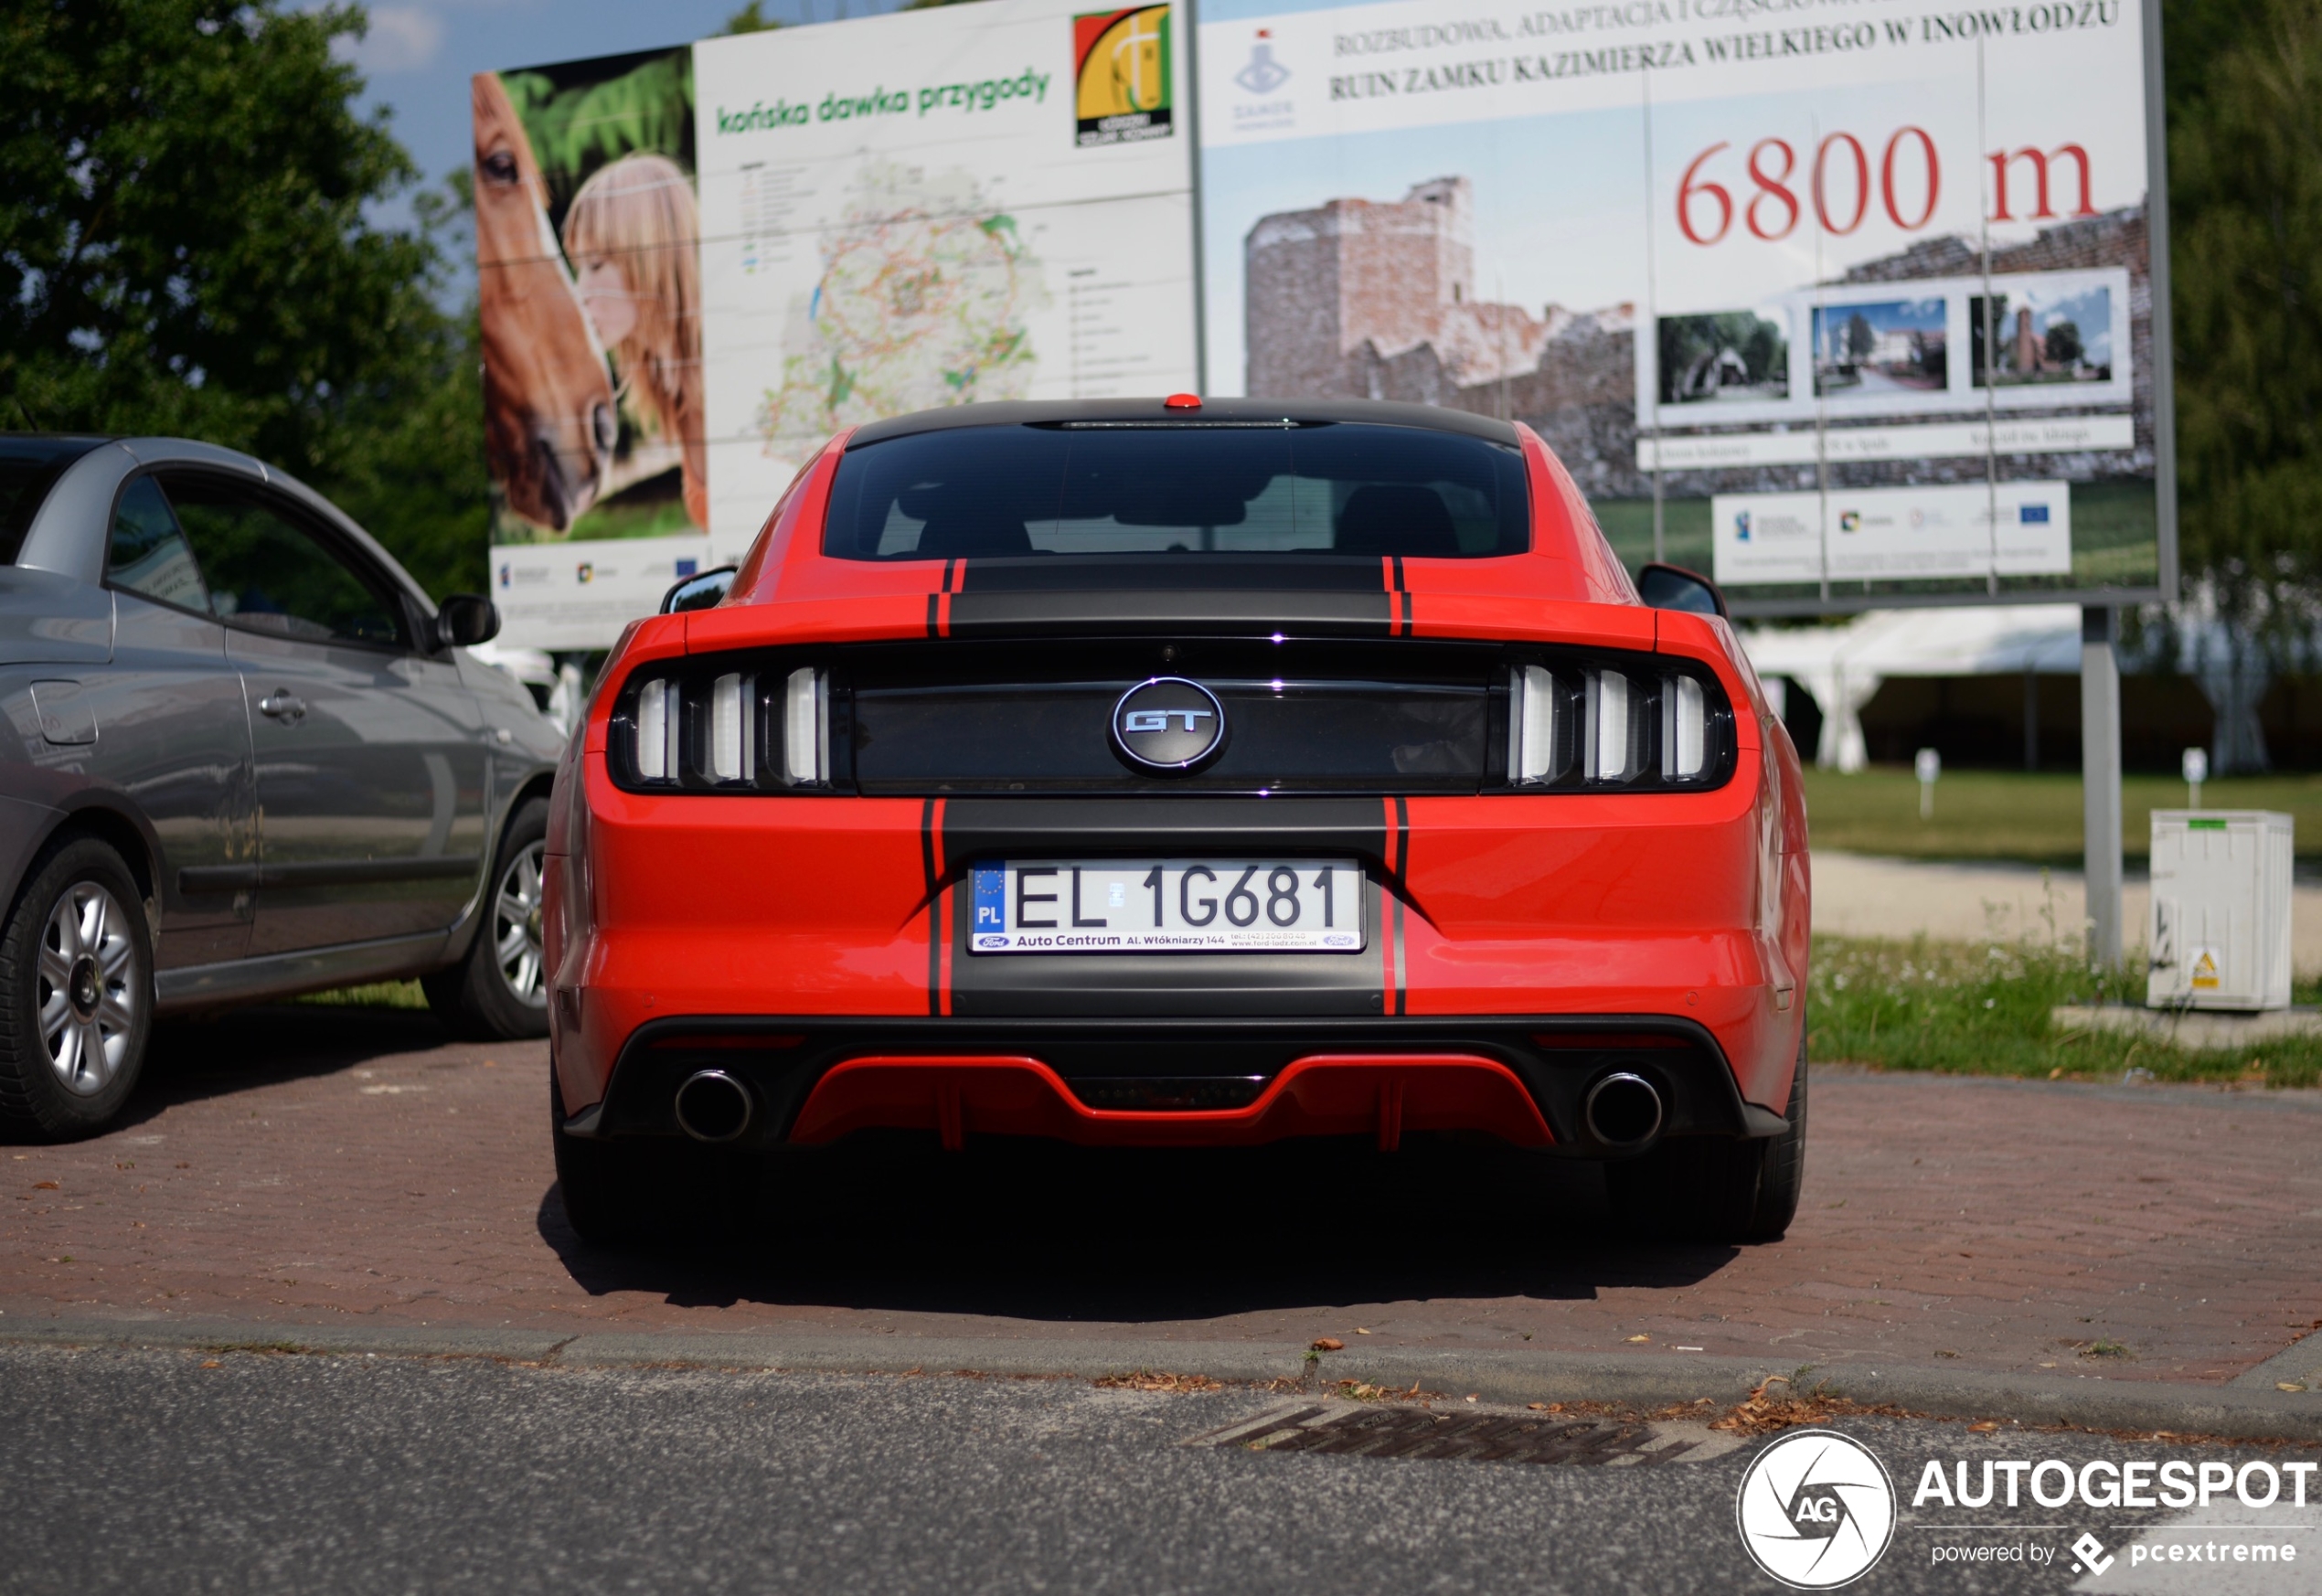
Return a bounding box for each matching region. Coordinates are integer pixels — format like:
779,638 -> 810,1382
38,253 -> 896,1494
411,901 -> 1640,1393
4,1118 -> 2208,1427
1111,676 -> 1225,772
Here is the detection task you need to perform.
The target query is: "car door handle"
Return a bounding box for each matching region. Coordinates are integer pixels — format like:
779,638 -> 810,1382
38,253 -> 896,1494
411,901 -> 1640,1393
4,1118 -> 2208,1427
258,690 -> 306,723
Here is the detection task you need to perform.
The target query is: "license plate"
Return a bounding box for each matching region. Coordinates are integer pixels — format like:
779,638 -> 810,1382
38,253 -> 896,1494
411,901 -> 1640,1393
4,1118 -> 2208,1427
968,860 -> 1366,953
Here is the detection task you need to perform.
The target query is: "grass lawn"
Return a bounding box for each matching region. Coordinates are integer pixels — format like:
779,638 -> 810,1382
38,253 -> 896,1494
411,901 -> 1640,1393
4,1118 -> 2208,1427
1801,766 -> 2322,864
1809,934 -> 2322,1086
293,980 -> 427,1010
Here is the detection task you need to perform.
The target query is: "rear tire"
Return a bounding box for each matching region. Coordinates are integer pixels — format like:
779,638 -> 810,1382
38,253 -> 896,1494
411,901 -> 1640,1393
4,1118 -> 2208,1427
1607,1041 -> 1807,1244
551,1068 -> 655,1245
424,797 -> 550,1041
550,1071 -> 757,1248
0,838 -> 154,1142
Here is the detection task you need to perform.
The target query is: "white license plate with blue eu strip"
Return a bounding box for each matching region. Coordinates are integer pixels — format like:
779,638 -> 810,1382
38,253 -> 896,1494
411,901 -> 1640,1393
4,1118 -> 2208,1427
970,861 -> 1367,953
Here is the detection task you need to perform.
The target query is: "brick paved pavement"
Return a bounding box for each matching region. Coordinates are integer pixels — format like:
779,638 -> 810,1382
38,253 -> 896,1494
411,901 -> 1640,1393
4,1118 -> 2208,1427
3,1005 -> 2318,1386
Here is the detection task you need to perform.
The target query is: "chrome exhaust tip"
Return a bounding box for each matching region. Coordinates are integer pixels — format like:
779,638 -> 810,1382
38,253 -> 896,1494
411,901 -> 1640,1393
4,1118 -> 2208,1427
673,1069 -> 753,1144
1583,1071 -> 1664,1149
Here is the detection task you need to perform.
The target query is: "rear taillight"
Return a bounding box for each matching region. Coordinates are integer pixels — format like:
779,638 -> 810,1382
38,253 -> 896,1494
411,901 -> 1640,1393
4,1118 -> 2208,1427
612,661 -> 833,792
782,666 -> 827,785
1504,654 -> 1731,791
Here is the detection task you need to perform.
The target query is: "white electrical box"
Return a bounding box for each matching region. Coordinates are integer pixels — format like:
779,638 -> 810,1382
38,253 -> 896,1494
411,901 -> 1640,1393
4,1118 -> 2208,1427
2146,811 -> 2294,1011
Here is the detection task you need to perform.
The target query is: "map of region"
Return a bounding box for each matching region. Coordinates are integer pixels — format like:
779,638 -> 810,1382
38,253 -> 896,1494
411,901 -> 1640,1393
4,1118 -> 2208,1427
759,161 -> 1048,453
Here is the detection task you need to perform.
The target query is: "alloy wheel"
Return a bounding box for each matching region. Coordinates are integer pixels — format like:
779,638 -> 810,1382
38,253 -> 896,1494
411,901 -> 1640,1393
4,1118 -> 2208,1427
37,880 -> 139,1096
493,840 -> 549,1008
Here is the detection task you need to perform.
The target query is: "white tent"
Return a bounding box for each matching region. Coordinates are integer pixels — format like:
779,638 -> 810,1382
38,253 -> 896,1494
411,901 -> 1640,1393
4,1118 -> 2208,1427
1739,606 -> 2085,771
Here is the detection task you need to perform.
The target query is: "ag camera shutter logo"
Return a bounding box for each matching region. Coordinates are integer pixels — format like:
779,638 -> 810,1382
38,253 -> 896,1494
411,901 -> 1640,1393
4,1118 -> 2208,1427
1735,1430 -> 1896,1588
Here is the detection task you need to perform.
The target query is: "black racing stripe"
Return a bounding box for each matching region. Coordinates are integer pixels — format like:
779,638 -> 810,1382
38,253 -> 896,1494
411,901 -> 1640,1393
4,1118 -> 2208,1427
939,796 -> 1391,876
1392,895 -> 1408,1016
1390,555 -> 1406,593
948,590 -> 1393,636
925,592 -> 941,639
1401,591 -> 1415,638
1387,795 -> 1410,1015
943,557 -> 958,594
921,797 -> 942,1016
941,797 -> 1390,1019
957,556 -> 1387,593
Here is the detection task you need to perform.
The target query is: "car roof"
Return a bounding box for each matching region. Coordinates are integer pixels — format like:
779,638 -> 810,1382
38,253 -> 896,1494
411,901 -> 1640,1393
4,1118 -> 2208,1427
845,396 -> 1524,449
7,434 -> 436,608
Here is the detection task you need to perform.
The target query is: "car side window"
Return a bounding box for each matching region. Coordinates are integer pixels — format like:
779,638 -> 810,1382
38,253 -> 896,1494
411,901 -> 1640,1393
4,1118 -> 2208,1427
163,477 -> 403,647
107,476 -> 213,612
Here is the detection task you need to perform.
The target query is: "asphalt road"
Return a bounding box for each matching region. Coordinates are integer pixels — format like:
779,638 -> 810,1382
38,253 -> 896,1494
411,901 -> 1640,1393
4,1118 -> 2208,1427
4,1345 -> 2315,1595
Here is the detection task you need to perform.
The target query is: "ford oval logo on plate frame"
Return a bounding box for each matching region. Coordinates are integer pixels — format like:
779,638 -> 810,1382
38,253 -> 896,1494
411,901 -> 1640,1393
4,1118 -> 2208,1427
1111,677 -> 1226,773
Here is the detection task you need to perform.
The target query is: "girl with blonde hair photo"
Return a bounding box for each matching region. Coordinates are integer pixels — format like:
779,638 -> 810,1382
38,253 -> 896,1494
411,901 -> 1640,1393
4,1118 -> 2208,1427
562,152 -> 707,529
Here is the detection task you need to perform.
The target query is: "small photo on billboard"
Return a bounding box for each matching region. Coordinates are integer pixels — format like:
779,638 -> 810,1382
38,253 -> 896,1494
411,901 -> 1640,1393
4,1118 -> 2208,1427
1657,310 -> 1788,406
475,48 -> 704,546
1971,283 -> 2114,388
1811,298 -> 1946,399
1074,5 -> 1172,147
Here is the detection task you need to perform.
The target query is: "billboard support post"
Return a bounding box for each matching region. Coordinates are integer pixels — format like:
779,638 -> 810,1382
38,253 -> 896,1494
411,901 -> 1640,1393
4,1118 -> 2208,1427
2082,605 -> 2125,970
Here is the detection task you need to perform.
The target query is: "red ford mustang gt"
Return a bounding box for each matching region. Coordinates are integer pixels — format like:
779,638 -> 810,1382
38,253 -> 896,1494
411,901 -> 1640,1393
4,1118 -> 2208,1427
543,398 -> 1810,1243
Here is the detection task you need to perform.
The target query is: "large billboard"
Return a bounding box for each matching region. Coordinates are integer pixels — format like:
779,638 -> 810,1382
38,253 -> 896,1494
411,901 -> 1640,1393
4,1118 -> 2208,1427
1197,0 -> 2174,614
477,0 -> 1198,647
478,0 -> 2171,639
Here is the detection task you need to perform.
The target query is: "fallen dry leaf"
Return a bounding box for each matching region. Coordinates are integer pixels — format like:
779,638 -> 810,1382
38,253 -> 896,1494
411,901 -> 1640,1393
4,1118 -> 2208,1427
2279,1382 -> 2308,1393
1624,1335 -> 1650,1344
1968,1420 -> 2001,1432
1704,1375 -> 1909,1436
1355,1327 -> 1371,1335
31,1181 -> 58,1191
1311,1337 -> 1344,1352
1094,1370 -> 1221,1395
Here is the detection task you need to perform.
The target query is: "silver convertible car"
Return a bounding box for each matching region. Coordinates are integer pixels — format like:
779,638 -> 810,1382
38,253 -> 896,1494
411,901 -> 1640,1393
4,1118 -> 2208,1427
0,434 -> 565,1141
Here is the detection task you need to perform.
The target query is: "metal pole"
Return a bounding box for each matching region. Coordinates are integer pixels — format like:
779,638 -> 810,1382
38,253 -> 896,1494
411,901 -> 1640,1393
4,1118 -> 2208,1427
2082,606 -> 2124,968
1186,0 -> 1209,395
2024,667 -> 2039,771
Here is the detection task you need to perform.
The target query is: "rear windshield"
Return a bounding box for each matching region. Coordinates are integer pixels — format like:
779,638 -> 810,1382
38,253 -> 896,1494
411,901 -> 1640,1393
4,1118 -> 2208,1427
824,422 -> 1529,560
0,438 -> 102,564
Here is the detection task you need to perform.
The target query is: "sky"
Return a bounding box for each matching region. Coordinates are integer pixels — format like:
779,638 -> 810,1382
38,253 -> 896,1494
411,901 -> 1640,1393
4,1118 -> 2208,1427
335,0 -> 913,218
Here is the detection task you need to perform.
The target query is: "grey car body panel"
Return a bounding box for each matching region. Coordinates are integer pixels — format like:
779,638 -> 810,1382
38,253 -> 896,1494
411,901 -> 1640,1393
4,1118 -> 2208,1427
0,434 -> 560,1006
97,589 -> 258,968
154,928 -> 454,1015
0,793 -> 58,920
229,618 -> 490,954
0,567 -> 112,665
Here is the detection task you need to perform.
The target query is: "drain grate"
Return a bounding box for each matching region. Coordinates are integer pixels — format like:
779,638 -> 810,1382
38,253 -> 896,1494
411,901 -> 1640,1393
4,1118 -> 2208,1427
1198,1402 -> 1714,1468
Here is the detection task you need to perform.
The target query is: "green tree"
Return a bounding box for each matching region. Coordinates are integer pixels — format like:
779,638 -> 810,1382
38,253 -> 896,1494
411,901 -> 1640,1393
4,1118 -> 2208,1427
0,0 -> 484,598
1844,313 -> 1875,362
2167,0 -> 2322,629
2043,319 -> 2083,368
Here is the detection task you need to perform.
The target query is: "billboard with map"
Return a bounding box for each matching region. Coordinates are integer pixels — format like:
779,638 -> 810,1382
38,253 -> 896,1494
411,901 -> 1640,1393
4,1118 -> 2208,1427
480,0 -> 2169,638
477,0 -> 1197,647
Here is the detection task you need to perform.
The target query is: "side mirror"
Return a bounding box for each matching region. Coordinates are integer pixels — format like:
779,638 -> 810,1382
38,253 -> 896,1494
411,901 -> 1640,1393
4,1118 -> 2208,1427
661,565 -> 737,614
1636,562 -> 1728,621
432,593 -> 501,650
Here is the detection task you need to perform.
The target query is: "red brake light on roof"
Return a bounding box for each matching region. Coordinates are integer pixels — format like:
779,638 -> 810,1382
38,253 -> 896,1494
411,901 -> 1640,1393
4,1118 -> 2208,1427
1163,393 -> 1202,410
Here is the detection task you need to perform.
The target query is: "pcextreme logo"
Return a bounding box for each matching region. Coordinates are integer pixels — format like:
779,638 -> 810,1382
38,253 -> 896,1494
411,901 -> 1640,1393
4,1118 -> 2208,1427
1736,1430 -> 1898,1588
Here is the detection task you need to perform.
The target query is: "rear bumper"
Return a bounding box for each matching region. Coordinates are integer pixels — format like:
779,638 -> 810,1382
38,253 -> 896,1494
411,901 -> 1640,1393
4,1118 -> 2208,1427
560,1014 -> 1787,1155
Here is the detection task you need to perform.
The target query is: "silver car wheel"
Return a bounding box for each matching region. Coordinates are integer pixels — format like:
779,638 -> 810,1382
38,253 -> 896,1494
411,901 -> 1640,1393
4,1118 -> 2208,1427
493,840 -> 549,1009
37,880 -> 139,1097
